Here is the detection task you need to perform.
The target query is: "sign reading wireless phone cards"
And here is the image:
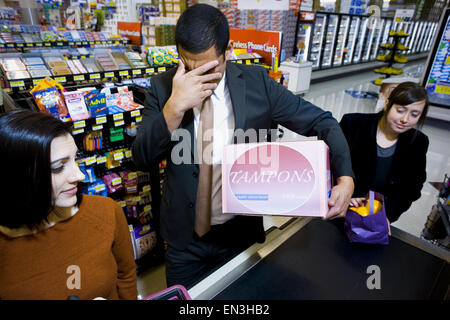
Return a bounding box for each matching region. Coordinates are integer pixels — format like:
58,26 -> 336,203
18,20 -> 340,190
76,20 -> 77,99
222,141 -> 331,217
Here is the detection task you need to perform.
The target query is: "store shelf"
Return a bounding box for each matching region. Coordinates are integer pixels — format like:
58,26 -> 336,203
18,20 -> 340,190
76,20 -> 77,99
0,39 -> 130,50
3,65 -> 171,92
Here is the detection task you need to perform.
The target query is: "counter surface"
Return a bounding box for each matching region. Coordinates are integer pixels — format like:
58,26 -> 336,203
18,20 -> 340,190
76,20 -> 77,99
212,219 -> 449,299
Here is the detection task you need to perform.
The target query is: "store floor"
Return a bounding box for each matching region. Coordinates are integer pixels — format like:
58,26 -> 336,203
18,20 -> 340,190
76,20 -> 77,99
136,59 -> 450,299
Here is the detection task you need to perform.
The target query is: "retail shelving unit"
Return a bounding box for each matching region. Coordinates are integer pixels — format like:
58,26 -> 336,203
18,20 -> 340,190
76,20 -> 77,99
373,29 -> 410,85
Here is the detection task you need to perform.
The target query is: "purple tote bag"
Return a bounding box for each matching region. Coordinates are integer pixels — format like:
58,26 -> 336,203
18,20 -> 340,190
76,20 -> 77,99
344,191 -> 390,245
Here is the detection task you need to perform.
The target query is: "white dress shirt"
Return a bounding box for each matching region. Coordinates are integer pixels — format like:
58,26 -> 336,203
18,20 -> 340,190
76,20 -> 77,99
193,71 -> 236,225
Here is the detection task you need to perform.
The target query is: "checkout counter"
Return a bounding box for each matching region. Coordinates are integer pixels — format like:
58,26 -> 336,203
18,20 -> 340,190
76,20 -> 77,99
188,217 -> 450,300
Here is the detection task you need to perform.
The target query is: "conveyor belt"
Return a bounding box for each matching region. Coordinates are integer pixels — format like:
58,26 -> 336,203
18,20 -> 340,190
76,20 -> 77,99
212,219 -> 450,299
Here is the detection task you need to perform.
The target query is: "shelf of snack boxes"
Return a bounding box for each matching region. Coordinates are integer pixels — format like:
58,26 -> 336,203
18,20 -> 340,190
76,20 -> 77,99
3,60 -> 263,93
0,38 -> 131,50
2,65 -> 171,93
373,30 -> 410,86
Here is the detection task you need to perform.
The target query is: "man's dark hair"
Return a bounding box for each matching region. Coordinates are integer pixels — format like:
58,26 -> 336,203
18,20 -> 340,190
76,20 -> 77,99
385,81 -> 429,127
175,4 -> 229,56
0,109 -> 82,229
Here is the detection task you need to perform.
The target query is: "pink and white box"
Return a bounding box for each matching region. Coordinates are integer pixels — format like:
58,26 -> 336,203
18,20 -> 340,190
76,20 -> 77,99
222,140 -> 331,217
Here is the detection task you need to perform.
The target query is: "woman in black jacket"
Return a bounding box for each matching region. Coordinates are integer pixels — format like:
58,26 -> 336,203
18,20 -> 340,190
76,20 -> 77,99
340,82 -> 429,224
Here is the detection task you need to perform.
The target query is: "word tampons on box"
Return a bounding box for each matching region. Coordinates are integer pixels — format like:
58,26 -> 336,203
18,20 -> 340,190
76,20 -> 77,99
222,141 -> 331,217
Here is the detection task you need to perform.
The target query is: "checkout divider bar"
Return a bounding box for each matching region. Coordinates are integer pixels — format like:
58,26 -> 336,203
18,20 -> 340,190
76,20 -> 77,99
188,217 -> 313,300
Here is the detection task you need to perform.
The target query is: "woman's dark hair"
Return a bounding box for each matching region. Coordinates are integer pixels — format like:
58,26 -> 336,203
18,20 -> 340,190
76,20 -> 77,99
0,109 -> 81,229
175,4 -> 229,56
384,81 -> 429,127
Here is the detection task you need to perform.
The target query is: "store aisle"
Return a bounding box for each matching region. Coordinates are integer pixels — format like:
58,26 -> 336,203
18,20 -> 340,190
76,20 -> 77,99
137,59 -> 450,298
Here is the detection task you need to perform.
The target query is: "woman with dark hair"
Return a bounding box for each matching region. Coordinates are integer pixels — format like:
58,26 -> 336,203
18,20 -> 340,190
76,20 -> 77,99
340,82 -> 429,224
0,109 -> 137,300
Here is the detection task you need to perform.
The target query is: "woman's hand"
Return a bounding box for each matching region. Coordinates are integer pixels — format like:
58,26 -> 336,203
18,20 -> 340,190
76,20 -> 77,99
349,197 -> 366,207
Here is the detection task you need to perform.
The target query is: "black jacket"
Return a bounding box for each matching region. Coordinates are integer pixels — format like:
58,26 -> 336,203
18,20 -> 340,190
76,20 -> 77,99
340,112 -> 429,222
132,61 -> 354,250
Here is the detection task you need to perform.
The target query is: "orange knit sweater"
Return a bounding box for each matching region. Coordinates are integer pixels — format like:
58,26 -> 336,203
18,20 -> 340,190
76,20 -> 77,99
0,195 -> 137,300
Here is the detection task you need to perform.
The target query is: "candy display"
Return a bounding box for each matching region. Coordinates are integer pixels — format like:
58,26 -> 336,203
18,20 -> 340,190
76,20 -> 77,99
66,59 -> 88,74
94,49 -> 119,71
0,57 -> 27,72
43,55 -> 72,76
130,223 -> 157,260
111,52 -> 131,69
102,172 -> 123,193
80,58 -> 103,73
124,52 -> 148,69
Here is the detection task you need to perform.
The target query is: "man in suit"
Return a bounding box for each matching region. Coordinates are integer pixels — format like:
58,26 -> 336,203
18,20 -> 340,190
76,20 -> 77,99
132,4 -> 355,289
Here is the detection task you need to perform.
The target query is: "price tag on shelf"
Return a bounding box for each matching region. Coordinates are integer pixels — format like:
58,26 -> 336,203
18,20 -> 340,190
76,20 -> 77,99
33,79 -> 44,86
157,67 -> 166,72
237,60 -> 243,64
95,184 -> 106,192
7,44 -> 14,48
36,43 -> 43,47
96,116 -> 107,124
128,172 -> 137,180
10,80 -> 25,87
57,42 -> 63,46
113,152 -> 124,161
44,42 -> 51,47
142,185 -> 151,192
115,41 -> 120,45
119,70 -> 129,77
92,124 -> 103,131
144,205 -> 152,212
146,68 -> 154,74
90,73 -> 101,80
254,59 -> 260,63
17,43 -> 24,47
125,150 -> 133,158
114,120 -> 125,127
132,69 -> 142,75
112,177 -> 122,186
113,113 -> 123,121
246,60 -> 252,65
105,72 -> 115,78
75,42 -> 82,45
74,75 -> 85,81
69,42 -> 74,46
118,201 -> 126,208
55,77 -> 66,83
130,110 -> 140,117
72,128 -> 84,135
82,42 -> 88,45
132,196 -> 141,202
85,156 -> 97,166
96,156 -> 107,164
73,120 -> 86,129
26,43 -> 33,47
136,116 -> 142,123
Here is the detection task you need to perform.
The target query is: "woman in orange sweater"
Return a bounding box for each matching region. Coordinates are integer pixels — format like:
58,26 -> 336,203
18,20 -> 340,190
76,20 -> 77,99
0,109 -> 137,300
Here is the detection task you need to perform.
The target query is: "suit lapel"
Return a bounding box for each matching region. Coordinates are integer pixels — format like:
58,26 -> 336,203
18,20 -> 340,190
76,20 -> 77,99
226,62 -> 246,133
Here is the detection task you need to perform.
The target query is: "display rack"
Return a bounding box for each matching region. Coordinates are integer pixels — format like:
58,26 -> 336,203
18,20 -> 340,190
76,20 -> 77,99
2,65 -> 168,93
373,30 -> 410,85
0,38 -> 130,50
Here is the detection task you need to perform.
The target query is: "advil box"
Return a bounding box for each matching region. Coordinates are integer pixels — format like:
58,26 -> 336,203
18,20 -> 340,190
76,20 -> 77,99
222,140 -> 331,217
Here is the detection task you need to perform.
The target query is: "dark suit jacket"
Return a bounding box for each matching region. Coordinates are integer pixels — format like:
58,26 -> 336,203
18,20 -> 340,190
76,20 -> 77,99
132,61 -> 354,250
339,112 -> 429,222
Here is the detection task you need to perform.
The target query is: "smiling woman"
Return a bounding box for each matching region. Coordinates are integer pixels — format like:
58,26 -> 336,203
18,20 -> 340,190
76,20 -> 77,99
340,82 -> 430,224
0,109 -> 137,300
